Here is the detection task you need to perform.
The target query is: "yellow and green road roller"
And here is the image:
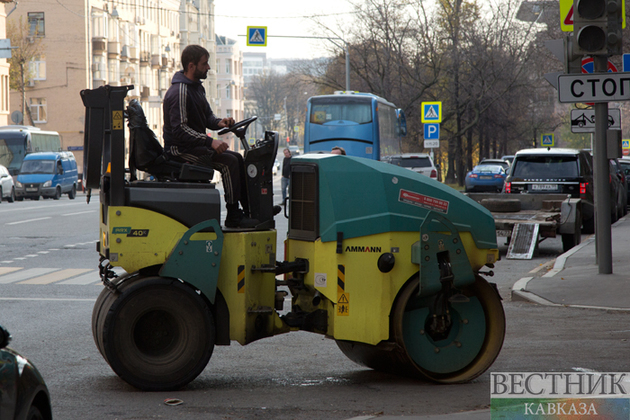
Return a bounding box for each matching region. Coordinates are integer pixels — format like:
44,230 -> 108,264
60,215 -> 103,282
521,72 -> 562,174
81,85 -> 505,391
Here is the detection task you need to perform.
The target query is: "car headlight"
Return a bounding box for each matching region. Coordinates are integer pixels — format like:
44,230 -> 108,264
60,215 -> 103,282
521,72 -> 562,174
15,181 -> 22,188
43,180 -> 52,187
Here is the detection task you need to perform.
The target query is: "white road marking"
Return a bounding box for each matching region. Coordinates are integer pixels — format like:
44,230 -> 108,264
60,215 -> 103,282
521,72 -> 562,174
0,267 -> 22,276
0,268 -> 60,284
6,217 -> 51,225
62,210 -> 97,216
58,270 -> 100,285
0,297 -> 96,302
19,268 -> 93,285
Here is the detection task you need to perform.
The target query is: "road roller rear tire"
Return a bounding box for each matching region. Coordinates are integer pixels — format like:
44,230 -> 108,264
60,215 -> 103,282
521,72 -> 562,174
391,275 -> 505,383
100,276 -> 215,391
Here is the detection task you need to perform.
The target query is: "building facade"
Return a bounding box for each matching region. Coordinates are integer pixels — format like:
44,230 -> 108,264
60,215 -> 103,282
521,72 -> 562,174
214,35 -> 244,151
7,0 -> 217,171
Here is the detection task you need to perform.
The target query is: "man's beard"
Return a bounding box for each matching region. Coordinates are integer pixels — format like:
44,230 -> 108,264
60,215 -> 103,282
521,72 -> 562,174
194,68 -> 207,80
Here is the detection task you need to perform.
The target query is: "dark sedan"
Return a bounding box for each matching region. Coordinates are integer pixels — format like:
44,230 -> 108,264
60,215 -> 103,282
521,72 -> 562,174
0,325 -> 52,420
465,164 -> 507,192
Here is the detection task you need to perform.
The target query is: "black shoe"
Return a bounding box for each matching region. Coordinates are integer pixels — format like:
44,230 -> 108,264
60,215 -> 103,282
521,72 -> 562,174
273,205 -> 282,215
225,209 -> 259,228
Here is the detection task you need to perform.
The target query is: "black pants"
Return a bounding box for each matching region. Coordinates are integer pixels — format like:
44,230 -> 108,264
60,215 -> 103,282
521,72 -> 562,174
169,146 -> 248,209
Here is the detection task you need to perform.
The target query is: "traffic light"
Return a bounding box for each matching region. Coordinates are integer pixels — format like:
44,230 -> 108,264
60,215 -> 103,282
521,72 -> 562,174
564,35 -> 583,73
572,0 -> 623,56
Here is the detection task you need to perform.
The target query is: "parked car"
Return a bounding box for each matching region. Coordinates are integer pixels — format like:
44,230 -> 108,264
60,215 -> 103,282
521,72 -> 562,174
618,156 -> 630,205
464,164 -> 507,192
501,155 -> 515,165
383,153 -> 438,179
15,151 -> 79,200
0,324 -> 52,420
479,158 -> 511,171
609,159 -> 626,221
272,159 -> 280,175
505,148 -> 595,233
288,145 -> 300,156
0,164 -> 16,203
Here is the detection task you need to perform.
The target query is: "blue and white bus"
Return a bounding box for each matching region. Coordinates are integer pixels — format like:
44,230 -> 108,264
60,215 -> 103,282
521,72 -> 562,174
0,126 -> 62,175
303,91 -> 406,160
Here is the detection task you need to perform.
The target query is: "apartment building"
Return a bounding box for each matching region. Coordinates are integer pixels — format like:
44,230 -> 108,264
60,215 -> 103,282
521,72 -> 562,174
214,35 -> 244,151
7,0 -> 217,171
0,1 -> 11,126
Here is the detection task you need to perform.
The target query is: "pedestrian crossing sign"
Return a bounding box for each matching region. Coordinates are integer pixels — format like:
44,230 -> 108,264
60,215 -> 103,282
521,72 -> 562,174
421,102 -> 442,123
541,133 -> 554,147
247,26 -> 267,46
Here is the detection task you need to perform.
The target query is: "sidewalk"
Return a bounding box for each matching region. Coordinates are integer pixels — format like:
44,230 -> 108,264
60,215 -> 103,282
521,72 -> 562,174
512,214 -> 630,310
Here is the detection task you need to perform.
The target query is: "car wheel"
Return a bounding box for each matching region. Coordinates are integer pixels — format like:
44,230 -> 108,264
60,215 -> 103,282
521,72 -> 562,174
26,404 -> 45,420
53,187 -> 61,200
8,187 -> 15,203
68,184 -> 77,199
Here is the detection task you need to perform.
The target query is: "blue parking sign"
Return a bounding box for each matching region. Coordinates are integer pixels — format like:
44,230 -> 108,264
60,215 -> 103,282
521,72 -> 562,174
424,123 -> 439,140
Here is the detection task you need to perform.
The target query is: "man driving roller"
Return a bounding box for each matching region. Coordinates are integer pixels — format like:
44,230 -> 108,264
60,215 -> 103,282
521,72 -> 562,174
163,44 -> 257,229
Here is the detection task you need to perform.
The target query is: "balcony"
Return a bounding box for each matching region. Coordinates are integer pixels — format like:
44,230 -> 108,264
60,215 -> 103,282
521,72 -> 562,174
128,46 -> 139,63
150,54 -> 160,69
139,50 -> 150,67
108,41 -> 120,59
92,38 -> 106,54
140,86 -> 150,99
120,45 -> 129,63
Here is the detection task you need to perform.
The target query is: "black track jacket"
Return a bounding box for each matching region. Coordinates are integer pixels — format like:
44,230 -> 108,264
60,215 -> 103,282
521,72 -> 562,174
162,71 -> 223,154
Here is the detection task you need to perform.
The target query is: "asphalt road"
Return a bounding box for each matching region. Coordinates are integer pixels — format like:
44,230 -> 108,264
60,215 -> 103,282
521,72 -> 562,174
0,183 -> 617,420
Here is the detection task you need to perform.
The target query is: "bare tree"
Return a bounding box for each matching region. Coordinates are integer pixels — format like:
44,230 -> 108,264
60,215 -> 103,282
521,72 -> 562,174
7,16 -> 45,126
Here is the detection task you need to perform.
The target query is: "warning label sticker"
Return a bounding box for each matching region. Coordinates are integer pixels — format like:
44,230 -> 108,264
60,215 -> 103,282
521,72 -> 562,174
112,111 -> 123,130
337,292 -> 349,316
399,189 -> 449,214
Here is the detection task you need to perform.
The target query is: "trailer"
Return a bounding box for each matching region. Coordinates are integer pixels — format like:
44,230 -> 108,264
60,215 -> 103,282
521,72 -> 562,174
464,193 -> 582,258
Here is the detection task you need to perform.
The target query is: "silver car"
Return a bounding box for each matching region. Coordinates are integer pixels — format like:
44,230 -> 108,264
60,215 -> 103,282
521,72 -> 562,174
383,153 -> 438,179
0,164 -> 15,202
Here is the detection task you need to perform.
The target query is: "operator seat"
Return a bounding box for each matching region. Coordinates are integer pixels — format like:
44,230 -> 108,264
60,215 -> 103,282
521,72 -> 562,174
125,99 -> 221,228
127,99 -> 214,182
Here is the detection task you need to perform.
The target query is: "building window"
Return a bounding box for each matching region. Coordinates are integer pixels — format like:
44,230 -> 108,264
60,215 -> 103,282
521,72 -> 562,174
92,56 -> 105,80
226,85 -> 231,99
216,59 -> 220,73
28,12 -> 45,37
30,98 -> 47,123
29,57 -> 46,81
225,60 -> 230,74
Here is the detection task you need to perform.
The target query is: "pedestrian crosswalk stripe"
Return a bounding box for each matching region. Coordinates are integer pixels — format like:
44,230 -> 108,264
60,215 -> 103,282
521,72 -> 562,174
0,268 -> 60,284
0,267 -> 22,276
19,268 -> 93,285
57,270 -> 100,285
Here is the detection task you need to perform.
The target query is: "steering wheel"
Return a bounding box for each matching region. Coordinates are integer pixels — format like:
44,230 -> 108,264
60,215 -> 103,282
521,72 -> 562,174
217,116 -> 258,136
